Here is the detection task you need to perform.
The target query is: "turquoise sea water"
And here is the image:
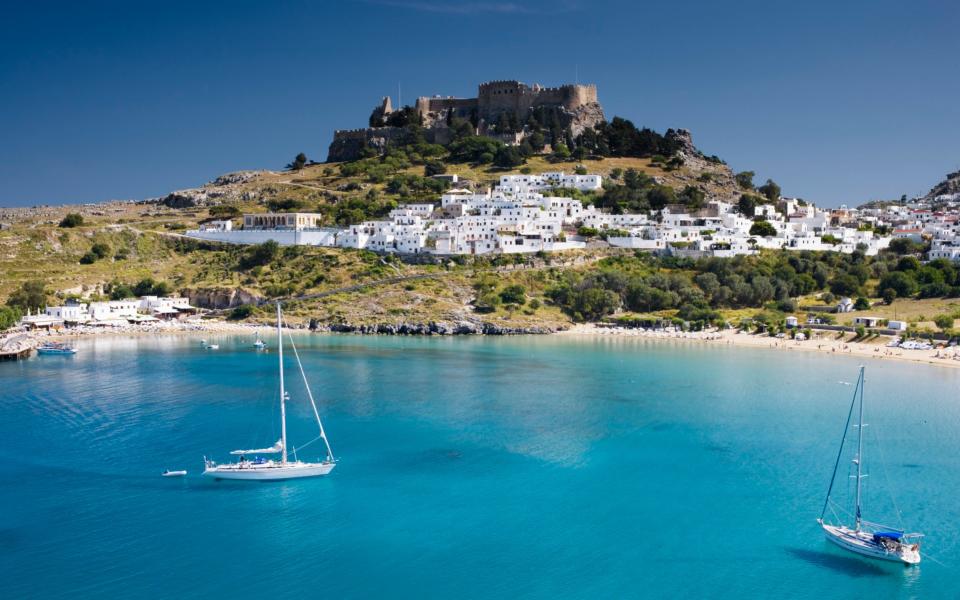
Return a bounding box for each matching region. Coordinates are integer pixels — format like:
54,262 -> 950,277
1,334 -> 958,599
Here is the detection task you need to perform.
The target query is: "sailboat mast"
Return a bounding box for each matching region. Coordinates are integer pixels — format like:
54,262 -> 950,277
278,303 -> 288,465
854,366 -> 865,530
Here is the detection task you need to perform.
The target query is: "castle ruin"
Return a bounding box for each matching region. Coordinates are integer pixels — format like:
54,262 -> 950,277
327,80 -> 604,162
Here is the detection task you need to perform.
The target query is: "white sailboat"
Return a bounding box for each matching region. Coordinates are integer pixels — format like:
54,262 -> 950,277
203,303 -> 335,481
817,366 -> 922,565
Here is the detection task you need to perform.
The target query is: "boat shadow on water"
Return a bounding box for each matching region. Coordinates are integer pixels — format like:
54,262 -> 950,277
785,547 -> 907,578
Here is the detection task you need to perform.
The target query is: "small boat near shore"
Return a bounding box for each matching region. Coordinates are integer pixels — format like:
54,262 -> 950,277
162,469 -> 187,477
205,344 -> 219,350
36,342 -> 78,355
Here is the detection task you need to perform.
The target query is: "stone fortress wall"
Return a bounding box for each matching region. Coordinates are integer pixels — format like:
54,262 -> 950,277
329,79 -> 603,162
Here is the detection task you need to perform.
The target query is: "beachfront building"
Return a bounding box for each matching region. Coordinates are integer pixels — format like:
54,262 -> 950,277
35,296 -> 197,327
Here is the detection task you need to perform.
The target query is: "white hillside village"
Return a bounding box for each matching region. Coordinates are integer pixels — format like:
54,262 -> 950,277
185,170 -> 960,261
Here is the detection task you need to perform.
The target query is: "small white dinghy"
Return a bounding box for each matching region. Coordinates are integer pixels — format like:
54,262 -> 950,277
162,469 -> 187,477
206,344 -> 219,350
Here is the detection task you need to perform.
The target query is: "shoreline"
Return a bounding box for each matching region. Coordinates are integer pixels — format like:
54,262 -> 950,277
557,323 -> 960,370
14,318 -> 960,370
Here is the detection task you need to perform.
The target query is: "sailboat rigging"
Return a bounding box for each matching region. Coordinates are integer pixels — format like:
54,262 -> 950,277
203,303 -> 335,481
817,366 -> 922,564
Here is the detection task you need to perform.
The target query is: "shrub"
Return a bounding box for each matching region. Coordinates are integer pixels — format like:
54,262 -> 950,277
59,213 -> 84,228
424,160 -> 446,176
577,226 -> 599,238
499,284 -> 526,305
239,240 -> 280,270
228,305 -> 255,320
749,220 -> 777,237
209,205 -> 241,218
90,242 -> 111,259
853,297 -> 870,310
0,306 -> 22,330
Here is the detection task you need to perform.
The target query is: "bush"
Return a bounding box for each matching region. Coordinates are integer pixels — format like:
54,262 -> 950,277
228,305 -> 255,320
209,205 -> 241,218
499,284 -> 526,305
0,306 -> 22,330
79,252 -> 98,264
239,240 -> 280,270
577,226 -> 599,238
882,288 -> 897,305
853,297 -> 870,310
90,242 -> 111,259
6,280 -> 48,310
59,213 -> 84,228
934,314 -> 954,331
423,160 -> 446,176
266,198 -> 306,212
474,292 -> 501,313
749,220 -> 777,237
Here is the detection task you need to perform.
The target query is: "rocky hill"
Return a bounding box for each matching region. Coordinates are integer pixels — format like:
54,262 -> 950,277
923,168 -> 960,201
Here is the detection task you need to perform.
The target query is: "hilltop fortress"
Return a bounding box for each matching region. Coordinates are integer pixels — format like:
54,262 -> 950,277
328,80 -> 604,162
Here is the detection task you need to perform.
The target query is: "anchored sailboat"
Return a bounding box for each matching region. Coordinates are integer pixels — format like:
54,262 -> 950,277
203,303 -> 335,481
817,366 -> 922,565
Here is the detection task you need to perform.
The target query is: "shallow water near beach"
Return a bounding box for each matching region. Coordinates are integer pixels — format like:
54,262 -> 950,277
1,334 -> 958,598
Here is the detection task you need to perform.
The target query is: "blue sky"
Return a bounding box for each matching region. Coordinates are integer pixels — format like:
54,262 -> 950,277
1,0 -> 957,207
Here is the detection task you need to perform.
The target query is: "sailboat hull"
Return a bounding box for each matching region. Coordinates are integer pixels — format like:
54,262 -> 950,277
821,523 -> 920,565
203,461 -> 335,481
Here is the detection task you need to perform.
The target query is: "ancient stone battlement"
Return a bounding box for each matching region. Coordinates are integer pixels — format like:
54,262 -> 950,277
328,79 -> 604,162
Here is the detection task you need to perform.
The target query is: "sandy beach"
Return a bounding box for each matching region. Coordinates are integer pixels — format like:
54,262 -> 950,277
557,323 -> 960,370
8,318 -> 958,370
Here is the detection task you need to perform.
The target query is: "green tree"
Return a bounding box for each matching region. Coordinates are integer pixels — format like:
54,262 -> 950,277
240,240 -> 280,270
749,220 -> 777,237
829,274 -> 861,296
209,205 -> 241,218
90,242 -> 111,259
735,171 -> 755,189
6,280 -> 48,310
499,284 -> 526,305
552,143 -> 571,161
853,297 -> 870,310
286,152 -> 307,171
424,160 -> 446,176
878,271 -> 917,298
572,288 -> 619,321
934,314 -> 954,332
59,213 -> 84,228
757,179 -> 781,202
737,194 -> 757,216
887,238 -> 917,255
494,146 -> 525,168
0,306 -> 22,330
228,305 -> 255,320
881,287 -> 897,305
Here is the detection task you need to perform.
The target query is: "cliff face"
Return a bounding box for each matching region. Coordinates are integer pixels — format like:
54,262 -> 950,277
184,287 -> 261,309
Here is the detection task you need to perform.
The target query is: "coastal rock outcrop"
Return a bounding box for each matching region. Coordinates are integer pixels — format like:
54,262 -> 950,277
184,287 -> 261,309
320,320 -> 558,335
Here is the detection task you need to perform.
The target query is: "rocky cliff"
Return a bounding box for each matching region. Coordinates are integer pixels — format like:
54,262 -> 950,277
924,169 -> 960,201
